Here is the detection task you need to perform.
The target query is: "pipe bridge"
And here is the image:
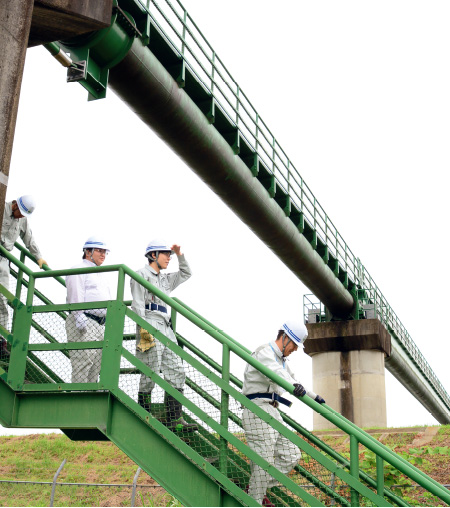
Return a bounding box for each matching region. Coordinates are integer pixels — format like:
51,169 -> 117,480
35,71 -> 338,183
42,0 -> 450,424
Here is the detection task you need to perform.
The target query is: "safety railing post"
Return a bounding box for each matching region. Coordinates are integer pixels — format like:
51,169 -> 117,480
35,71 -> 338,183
350,435 -> 360,506
287,159 -> 291,194
117,267 -> 125,302
142,0 -> 151,46
14,251 -> 26,300
376,454 -> 385,497
210,51 -> 215,95
255,113 -> 259,152
26,272 -> 35,307
6,275 -> 34,390
219,343 -> 230,476
236,84 -> 239,124
170,307 -> 177,335
181,8 -> 187,57
99,299 -> 127,391
11,250 -> 26,334
271,135 -> 275,173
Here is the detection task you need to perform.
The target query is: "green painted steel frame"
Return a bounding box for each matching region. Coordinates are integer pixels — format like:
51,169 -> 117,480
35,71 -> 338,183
0,382 -> 255,507
119,323 -> 326,507
175,331 -> 408,507
2,247 -> 450,506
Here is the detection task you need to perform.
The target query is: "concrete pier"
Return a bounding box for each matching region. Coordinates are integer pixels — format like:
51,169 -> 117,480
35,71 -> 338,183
0,0 -> 112,223
0,0 -> 34,220
304,319 -> 391,430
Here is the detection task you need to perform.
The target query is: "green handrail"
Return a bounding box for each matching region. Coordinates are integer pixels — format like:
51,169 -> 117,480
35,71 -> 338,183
3,246 -> 449,505
24,262 -> 450,504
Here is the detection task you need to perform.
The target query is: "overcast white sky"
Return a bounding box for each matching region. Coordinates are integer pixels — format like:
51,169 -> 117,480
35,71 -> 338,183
2,0 -> 450,435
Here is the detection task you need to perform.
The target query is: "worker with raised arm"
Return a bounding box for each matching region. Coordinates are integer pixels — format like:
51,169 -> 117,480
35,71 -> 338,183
242,318 -> 326,506
130,239 -> 198,432
0,195 -> 48,358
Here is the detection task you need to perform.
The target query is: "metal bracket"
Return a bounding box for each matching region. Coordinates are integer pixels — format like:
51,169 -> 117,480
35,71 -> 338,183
67,61 -> 87,83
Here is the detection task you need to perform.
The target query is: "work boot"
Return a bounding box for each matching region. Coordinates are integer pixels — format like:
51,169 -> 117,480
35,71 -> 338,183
137,391 -> 151,412
0,337 -> 10,361
164,391 -> 198,432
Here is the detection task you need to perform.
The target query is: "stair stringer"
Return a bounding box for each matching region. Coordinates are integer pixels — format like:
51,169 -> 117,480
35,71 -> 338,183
0,378 -> 257,507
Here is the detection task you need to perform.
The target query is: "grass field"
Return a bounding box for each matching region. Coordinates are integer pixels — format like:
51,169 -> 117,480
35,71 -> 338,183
0,433 -> 179,507
0,426 -> 449,507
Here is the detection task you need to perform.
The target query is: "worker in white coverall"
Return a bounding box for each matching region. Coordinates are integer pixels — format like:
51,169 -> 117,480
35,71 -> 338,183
0,196 -> 48,359
65,236 -> 112,383
130,239 -> 198,432
242,319 -> 326,506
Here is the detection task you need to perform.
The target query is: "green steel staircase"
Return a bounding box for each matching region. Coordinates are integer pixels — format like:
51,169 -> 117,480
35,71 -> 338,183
0,244 -> 449,507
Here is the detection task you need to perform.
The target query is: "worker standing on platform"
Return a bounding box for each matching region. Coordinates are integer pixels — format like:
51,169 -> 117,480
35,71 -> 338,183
130,239 -> 198,432
65,236 -> 112,383
0,195 -> 48,358
242,318 -> 326,506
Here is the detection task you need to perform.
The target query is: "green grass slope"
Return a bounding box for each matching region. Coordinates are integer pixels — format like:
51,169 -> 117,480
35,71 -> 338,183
0,426 -> 449,507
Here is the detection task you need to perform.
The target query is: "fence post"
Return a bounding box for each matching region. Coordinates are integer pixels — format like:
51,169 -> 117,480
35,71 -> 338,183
50,459 -> 66,507
330,472 -> 336,506
131,467 -> 141,507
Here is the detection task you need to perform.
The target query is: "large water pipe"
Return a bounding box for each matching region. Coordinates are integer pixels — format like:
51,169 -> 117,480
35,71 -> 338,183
104,37 -> 354,317
386,341 -> 450,423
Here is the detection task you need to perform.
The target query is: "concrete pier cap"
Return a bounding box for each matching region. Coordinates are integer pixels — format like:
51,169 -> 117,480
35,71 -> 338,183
304,319 -> 391,430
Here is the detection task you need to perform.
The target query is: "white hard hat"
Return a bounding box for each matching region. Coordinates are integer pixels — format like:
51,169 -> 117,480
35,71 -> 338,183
83,236 -> 110,252
145,239 -> 173,257
281,319 -> 308,346
17,195 -> 36,216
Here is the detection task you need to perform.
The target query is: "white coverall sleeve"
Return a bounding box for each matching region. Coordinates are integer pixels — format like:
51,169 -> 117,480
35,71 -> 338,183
167,254 -> 192,291
19,220 -> 42,260
66,273 -> 87,330
257,347 -> 297,386
130,275 -> 146,318
257,347 -> 317,399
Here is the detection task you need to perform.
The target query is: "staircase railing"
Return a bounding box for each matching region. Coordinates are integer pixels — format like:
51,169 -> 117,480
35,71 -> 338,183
1,244 -> 449,506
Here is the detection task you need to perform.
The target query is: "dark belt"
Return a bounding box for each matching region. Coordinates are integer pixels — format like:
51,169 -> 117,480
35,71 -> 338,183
246,393 -> 292,408
145,303 -> 167,313
85,312 -> 106,326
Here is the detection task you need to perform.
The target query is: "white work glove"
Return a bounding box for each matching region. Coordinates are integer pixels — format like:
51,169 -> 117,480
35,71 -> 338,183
137,327 -> 155,352
37,258 -> 48,269
75,313 -> 88,333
